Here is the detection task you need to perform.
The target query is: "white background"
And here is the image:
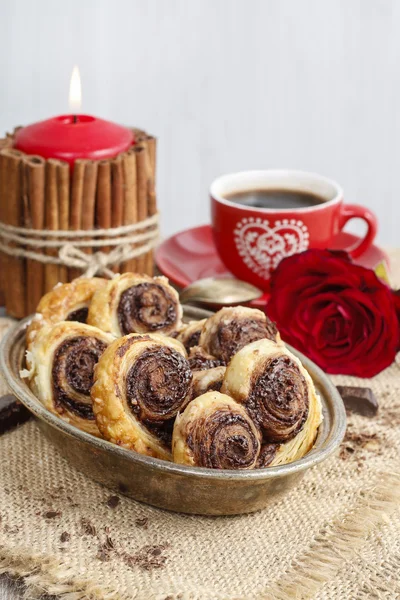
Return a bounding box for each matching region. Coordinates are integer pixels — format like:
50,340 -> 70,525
1,0 -> 399,245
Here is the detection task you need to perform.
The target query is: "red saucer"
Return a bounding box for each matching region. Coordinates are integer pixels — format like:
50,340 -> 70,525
156,225 -> 390,310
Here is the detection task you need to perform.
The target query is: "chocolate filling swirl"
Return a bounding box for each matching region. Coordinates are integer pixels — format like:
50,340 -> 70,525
186,408 -> 260,469
211,318 -> 278,364
66,307 -> 89,323
246,355 -> 309,443
118,283 -> 177,334
126,346 -> 192,426
183,330 -> 201,351
52,336 -> 107,419
188,347 -> 223,371
257,443 -> 278,468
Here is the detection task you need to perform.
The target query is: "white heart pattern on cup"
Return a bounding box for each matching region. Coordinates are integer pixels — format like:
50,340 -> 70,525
234,217 -> 310,280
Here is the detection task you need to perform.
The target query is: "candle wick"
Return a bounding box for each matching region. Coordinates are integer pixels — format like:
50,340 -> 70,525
73,115 -> 78,124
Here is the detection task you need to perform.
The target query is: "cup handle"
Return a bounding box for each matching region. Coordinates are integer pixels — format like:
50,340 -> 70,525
338,204 -> 378,259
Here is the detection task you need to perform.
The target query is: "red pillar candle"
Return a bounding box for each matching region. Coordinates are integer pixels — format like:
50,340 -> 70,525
14,114 -> 134,166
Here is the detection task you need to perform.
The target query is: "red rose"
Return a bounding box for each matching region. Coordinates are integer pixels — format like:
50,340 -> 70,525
267,250 -> 400,378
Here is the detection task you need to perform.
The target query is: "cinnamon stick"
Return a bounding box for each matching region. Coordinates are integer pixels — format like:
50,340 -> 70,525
57,160 -> 70,284
69,159 -> 86,279
111,155 -> 124,273
0,137 -> 12,151
44,160 -> 60,291
81,161 -> 98,232
132,127 -> 147,141
24,155 -> 45,313
0,148 -> 25,318
96,160 -> 111,254
135,143 -> 152,274
144,136 -> 157,275
135,145 -> 147,273
122,151 -> 137,273
146,136 -> 157,183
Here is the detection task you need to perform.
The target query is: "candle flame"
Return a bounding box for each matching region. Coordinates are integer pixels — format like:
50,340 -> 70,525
69,66 -> 82,113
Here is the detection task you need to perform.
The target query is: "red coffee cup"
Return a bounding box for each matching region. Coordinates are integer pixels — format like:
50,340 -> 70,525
211,170 -> 377,290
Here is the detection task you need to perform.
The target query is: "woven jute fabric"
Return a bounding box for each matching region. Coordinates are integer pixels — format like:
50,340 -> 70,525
0,253 -> 400,600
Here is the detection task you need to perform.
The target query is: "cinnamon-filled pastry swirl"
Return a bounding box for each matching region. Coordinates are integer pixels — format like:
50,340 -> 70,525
199,306 -> 280,364
23,322 -> 114,436
91,334 -> 192,460
222,339 -> 322,465
177,320 -> 206,352
26,278 -> 107,349
172,391 -> 261,469
87,273 -> 182,337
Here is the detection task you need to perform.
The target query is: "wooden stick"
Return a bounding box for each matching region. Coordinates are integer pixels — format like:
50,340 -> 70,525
24,155 -> 45,313
44,160 -> 60,291
122,151 -> 137,273
111,155 -> 124,273
69,159 -> 86,279
57,160 -> 70,284
0,148 -> 25,318
96,160 -> 111,254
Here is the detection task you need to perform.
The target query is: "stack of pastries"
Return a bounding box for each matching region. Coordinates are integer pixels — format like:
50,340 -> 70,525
22,273 -> 322,470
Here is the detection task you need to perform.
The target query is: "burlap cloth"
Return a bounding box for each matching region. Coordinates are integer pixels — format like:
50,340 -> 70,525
0,253 -> 400,600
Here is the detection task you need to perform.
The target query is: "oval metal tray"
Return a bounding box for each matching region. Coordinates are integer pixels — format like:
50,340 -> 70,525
0,310 -> 346,515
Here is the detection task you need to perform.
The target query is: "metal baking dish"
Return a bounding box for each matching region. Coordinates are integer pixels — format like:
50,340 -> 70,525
0,309 -> 346,516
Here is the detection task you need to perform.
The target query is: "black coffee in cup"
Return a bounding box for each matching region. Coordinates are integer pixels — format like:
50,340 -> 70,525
225,189 -> 324,210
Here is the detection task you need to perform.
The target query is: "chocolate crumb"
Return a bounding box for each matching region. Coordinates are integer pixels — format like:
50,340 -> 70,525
44,511 -> 62,519
106,495 -> 120,509
97,536 -> 115,562
0,394 -> 32,434
123,543 -> 169,572
340,430 -> 381,460
4,524 -> 19,534
378,403 -> 400,428
80,518 -> 96,536
97,547 -> 111,562
135,517 -> 149,529
337,385 -> 378,417
60,532 -> 70,543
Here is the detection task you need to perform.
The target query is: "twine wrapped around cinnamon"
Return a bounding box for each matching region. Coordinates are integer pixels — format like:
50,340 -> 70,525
0,129 -> 157,318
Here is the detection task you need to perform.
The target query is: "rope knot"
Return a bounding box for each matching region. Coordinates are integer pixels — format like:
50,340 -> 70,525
59,244 -> 123,278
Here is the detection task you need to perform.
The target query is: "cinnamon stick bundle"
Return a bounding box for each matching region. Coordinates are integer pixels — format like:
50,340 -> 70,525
0,127 -> 157,317
0,148 -> 25,318
24,155 -> 46,313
